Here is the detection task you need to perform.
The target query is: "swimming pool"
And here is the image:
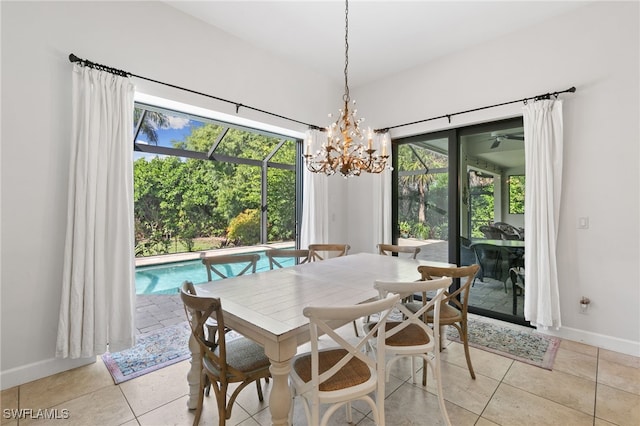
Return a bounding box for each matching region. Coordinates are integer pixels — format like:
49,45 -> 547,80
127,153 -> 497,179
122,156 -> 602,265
135,251 -> 294,295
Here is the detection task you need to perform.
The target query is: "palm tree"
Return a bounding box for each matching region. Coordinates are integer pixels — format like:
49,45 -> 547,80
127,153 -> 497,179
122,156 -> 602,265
398,145 -> 434,225
134,108 -> 169,145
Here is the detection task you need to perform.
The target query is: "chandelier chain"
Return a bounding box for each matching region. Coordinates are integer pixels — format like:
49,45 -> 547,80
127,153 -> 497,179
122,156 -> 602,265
343,0 -> 350,103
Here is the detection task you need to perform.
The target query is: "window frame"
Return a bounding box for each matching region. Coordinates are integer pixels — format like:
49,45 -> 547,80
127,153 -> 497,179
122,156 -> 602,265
133,101 -> 303,254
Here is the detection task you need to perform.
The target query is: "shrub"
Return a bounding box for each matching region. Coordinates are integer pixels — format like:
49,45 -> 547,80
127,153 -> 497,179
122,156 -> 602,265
413,222 -> 430,240
227,209 -> 260,246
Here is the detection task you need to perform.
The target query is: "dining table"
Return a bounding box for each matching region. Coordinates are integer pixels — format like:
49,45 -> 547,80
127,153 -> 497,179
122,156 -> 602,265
187,252 -> 455,425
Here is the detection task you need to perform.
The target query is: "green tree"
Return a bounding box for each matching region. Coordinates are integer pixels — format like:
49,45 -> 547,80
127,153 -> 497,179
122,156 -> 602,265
397,144 -> 448,239
509,175 -> 525,214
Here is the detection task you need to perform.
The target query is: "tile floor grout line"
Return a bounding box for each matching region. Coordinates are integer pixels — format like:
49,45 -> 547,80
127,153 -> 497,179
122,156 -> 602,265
499,362 -> 599,418
592,347 -> 599,426
476,358 -> 514,425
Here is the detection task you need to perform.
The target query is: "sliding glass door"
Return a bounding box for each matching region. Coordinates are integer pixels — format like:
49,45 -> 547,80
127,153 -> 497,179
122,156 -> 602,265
393,117 -> 526,325
459,118 -> 525,322
392,131 -> 452,264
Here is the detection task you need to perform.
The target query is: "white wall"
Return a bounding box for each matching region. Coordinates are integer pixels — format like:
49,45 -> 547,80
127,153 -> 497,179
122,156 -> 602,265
347,1 -> 639,354
0,1 -> 340,389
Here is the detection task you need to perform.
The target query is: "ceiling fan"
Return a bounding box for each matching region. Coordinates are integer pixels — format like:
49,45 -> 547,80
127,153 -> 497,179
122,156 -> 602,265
488,132 -> 525,149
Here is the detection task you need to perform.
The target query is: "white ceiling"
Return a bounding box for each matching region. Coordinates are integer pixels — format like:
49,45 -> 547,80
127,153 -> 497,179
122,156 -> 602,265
165,1 -> 590,87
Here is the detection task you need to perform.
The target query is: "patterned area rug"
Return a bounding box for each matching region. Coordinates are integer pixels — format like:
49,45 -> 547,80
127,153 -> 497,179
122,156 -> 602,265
102,322 -> 192,384
446,316 -> 560,369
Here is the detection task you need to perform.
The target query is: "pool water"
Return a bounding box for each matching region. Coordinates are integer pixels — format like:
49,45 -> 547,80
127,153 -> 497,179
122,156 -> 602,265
135,251 -> 294,295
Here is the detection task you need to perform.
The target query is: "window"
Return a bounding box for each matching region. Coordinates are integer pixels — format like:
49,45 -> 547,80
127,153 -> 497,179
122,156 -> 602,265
133,104 -> 300,257
508,175 -> 525,214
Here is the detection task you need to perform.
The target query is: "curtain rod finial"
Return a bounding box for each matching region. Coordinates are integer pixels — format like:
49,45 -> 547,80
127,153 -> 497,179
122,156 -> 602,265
69,53 -> 81,63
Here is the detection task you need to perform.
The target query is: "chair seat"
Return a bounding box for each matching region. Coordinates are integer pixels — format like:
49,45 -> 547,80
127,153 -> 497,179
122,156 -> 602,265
404,302 -> 462,324
208,337 -> 271,375
292,348 -> 371,392
363,321 -> 431,346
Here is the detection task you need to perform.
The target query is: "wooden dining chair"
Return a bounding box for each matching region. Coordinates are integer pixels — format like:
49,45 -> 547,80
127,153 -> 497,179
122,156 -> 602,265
266,248 -> 309,269
289,295 -> 399,426
377,243 -> 421,259
405,264 -> 480,381
307,244 -> 350,262
365,277 -> 453,425
201,253 -> 260,281
180,282 -> 271,426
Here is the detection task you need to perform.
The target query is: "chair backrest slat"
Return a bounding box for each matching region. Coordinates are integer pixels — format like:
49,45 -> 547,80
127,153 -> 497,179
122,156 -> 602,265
377,243 -> 421,259
307,244 -> 350,261
300,295 -> 399,395
201,253 -> 260,281
266,249 -> 309,269
417,264 -> 480,311
180,281 -> 229,378
374,277 -> 451,339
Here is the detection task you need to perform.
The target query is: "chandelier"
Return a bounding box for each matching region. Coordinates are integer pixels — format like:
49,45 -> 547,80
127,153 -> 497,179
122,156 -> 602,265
303,0 -> 390,178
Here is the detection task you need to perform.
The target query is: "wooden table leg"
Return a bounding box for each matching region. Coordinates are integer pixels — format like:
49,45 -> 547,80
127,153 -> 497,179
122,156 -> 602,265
186,333 -> 201,410
268,359 -> 292,425
264,338 -> 297,426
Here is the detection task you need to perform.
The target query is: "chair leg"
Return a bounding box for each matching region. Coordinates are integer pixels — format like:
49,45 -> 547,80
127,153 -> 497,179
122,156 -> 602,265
411,356 -> 417,384
215,384 -> 229,426
422,357 -> 428,387
460,322 -> 476,380
193,371 -> 207,426
352,320 -> 359,337
428,357 -> 452,426
255,378 -> 264,402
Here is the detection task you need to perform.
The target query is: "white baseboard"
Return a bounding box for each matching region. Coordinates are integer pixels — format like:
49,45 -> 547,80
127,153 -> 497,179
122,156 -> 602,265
1,356 -> 95,390
539,326 -> 640,357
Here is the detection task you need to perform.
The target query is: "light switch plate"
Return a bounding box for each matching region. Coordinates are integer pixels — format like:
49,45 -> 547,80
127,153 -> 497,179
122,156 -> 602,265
578,217 -> 589,229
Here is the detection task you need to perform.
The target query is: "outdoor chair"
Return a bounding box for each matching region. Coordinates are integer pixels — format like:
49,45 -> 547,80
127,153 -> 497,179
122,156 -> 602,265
459,237 -> 479,276
405,264 -> 480,381
289,295 -> 400,426
307,244 -> 350,262
364,277 -> 453,425
494,222 -> 523,240
266,248 -> 309,269
479,225 -> 505,240
509,267 -> 525,315
201,253 -> 260,281
377,243 -> 421,259
180,282 -> 271,426
471,244 -> 516,292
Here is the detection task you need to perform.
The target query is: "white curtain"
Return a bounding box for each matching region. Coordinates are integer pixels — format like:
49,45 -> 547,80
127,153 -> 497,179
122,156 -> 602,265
300,129 -> 329,247
56,64 -> 136,358
371,132 -> 392,252
523,99 -> 563,330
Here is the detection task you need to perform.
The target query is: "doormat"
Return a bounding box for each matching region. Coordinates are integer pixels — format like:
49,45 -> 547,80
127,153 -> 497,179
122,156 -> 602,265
446,316 -> 561,370
102,321 -> 192,384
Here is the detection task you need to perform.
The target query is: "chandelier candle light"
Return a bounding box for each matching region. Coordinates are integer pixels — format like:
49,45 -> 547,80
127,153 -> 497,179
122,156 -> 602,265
304,0 -> 391,177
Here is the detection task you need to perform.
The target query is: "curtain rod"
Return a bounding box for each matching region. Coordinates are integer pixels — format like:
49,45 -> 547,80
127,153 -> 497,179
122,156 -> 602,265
68,53 -> 323,129
69,54 -> 575,135
373,86 -> 576,133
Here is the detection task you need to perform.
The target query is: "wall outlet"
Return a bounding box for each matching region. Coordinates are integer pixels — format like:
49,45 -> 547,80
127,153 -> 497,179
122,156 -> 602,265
578,217 -> 589,229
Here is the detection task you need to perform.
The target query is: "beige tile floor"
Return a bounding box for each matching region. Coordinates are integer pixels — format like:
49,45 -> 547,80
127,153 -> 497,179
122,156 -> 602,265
2,323 -> 639,426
